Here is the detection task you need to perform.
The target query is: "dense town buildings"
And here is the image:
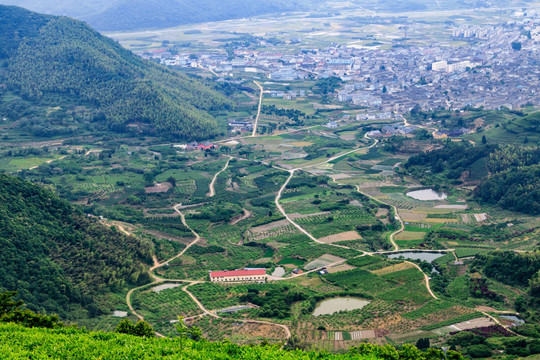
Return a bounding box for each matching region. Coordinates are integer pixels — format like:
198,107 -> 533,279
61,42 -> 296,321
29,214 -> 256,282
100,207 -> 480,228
140,13 -> 540,113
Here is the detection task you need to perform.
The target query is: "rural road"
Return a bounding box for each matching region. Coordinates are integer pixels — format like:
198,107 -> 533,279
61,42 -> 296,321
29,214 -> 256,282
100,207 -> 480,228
198,63 -> 219,77
149,207 -> 201,271
354,185 -> 402,251
28,155 -> 67,170
207,156 -> 232,197
251,81 -> 264,137
182,283 -> 218,318
404,261 -> 438,300
230,208 -> 252,225
274,133 -> 379,249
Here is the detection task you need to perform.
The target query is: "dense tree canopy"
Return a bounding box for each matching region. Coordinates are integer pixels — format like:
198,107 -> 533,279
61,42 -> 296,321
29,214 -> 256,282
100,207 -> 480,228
0,173 -> 153,318
0,5 -> 232,140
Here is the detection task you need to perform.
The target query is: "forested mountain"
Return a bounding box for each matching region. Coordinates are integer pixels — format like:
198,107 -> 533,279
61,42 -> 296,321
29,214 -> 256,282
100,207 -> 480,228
0,0 -> 317,32
403,138 -> 540,215
0,173 -> 153,318
0,5 -> 232,140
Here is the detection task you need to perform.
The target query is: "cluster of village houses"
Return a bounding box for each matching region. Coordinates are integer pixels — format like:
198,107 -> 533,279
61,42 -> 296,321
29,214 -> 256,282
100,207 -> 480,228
141,10 -> 540,115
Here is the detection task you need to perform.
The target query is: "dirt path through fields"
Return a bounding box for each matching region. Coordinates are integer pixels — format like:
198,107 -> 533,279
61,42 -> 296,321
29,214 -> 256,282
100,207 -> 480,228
126,199 -> 292,340
251,81 -> 264,137
207,156 -> 232,197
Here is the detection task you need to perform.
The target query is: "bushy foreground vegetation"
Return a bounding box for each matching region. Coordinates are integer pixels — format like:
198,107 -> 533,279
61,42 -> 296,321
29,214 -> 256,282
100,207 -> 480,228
0,291 -> 465,360
0,323 -> 468,360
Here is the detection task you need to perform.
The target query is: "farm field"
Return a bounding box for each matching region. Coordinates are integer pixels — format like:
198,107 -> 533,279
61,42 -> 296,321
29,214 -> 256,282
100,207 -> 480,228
4,112 -> 538,352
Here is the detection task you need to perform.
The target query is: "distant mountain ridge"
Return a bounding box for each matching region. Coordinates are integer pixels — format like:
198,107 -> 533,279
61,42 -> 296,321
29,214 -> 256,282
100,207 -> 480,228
0,5 -> 232,140
0,0 -> 529,32
0,0 -> 315,32
84,0 -> 311,32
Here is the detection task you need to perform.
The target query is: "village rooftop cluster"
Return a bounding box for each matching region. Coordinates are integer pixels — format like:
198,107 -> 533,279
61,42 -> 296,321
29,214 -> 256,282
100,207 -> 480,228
140,10 -> 540,114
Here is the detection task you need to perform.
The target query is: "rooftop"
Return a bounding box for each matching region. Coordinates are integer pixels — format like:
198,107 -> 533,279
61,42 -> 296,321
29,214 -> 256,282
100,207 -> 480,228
210,269 -> 266,278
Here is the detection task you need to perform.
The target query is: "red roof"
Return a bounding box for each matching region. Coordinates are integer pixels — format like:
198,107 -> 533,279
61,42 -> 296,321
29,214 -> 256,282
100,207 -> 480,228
210,269 -> 266,278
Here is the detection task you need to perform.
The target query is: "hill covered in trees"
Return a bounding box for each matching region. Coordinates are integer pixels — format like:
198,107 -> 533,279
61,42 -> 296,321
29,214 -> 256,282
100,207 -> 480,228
0,173 -> 153,319
0,5 -> 232,140
403,139 -> 540,215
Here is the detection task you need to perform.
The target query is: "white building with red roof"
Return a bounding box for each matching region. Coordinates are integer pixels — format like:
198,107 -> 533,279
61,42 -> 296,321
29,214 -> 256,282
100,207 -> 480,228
209,269 -> 267,283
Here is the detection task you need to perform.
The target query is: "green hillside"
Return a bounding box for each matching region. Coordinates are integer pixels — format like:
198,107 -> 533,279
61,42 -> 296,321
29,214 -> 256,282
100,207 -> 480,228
0,322 -> 468,360
0,173 -> 153,319
0,5 -> 232,140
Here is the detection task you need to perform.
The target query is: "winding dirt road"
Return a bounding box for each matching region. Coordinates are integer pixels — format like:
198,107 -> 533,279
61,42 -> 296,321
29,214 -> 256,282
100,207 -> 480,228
404,261 -> 438,300
126,197 -> 292,340
274,133 -> 379,249
207,156 -> 232,197
354,185 -> 402,251
251,81 -> 264,137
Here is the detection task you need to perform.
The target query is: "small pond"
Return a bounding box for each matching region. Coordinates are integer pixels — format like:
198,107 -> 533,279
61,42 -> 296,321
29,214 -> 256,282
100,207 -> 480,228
386,252 -> 446,263
271,266 -> 285,277
312,297 -> 371,316
406,189 -> 447,201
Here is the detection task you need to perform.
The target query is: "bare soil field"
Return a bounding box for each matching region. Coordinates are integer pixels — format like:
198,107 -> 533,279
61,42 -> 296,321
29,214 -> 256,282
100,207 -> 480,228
249,219 -> 290,233
327,263 -> 356,273
145,182 -> 172,193
434,204 -> 468,209
330,173 -> 352,180
318,231 -> 362,244
452,317 -> 494,331
424,218 -> 458,223
395,231 -> 425,241
305,254 -> 346,270
399,210 -> 427,222
290,141 -> 314,147
376,208 -> 389,217
372,262 -> 415,276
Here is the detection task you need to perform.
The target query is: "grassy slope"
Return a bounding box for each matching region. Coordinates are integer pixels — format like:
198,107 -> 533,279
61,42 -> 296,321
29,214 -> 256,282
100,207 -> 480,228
0,323 -> 380,360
